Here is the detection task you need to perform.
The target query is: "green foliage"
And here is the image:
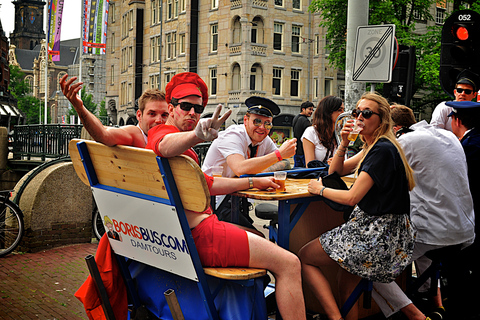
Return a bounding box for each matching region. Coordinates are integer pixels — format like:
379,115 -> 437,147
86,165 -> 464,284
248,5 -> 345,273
8,65 -> 45,124
99,99 -> 108,125
308,0 -> 454,112
68,90 -> 97,117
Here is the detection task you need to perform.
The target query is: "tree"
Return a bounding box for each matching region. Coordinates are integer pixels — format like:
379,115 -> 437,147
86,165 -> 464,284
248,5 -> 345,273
8,65 -> 44,124
99,99 -> 108,125
68,90 -> 97,123
308,0 -> 479,113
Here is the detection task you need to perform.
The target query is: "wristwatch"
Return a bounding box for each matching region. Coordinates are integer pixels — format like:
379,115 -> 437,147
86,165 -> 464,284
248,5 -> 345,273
319,186 -> 326,197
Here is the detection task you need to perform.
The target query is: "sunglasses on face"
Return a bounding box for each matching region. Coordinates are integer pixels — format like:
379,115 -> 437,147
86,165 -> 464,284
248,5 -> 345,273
252,118 -> 273,130
351,108 -> 380,119
455,88 -> 474,95
174,101 -> 205,114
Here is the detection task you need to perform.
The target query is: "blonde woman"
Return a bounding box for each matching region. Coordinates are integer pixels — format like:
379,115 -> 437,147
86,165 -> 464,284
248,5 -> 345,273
299,92 -> 416,320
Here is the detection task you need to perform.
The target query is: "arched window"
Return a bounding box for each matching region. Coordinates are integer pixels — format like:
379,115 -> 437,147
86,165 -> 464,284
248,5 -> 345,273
232,17 -> 242,44
251,17 -> 264,44
232,63 -> 241,91
250,63 -> 263,91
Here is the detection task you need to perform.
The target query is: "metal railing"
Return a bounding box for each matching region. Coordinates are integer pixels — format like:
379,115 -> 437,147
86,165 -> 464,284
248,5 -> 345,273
12,124 -> 83,160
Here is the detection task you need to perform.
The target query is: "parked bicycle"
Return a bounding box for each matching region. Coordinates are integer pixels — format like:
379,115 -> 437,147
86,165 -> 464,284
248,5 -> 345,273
0,190 -> 24,257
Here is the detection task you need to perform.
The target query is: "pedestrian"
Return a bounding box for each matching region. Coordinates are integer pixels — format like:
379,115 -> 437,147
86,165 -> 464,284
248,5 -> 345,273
302,96 -> 344,167
430,69 -> 479,131
299,92 -> 415,320
293,101 -> 314,167
146,72 -> 307,320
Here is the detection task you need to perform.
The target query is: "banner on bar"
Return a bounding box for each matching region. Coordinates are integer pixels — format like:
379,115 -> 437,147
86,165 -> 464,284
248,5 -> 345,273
82,0 -> 109,54
47,0 -> 64,62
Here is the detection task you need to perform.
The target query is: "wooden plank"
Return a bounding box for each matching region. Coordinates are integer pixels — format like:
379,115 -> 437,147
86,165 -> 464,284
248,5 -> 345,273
203,267 -> 267,280
69,139 -> 210,213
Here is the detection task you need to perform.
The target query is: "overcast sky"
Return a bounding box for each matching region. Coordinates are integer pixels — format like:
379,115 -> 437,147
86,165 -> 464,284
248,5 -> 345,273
1,0 -> 81,41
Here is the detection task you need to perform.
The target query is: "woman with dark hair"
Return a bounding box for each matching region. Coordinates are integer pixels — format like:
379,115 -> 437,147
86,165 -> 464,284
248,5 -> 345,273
299,92 -> 416,320
302,96 -> 344,166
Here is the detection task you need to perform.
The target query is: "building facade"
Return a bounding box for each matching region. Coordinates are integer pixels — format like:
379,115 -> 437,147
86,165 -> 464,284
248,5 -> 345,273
105,0 -> 344,126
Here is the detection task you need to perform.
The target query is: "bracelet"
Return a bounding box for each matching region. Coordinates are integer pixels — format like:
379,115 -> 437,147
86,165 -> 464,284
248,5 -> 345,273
338,146 -> 348,152
274,149 -> 283,161
248,177 -> 254,188
319,186 -> 326,197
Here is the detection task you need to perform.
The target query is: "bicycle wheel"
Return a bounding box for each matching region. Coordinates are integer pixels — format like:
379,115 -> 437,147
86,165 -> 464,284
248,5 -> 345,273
92,203 -> 105,240
0,200 -> 24,257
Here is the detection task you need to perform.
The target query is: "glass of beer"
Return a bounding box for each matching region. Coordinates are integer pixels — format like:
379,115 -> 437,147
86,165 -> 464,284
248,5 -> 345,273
347,119 -> 364,142
211,166 -> 223,178
274,171 -> 287,192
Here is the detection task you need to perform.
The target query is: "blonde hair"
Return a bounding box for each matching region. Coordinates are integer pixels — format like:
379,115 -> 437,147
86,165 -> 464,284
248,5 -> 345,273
356,92 -> 415,191
103,215 -> 113,225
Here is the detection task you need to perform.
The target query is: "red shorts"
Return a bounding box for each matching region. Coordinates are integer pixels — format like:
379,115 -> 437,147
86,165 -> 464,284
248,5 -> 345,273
191,214 -> 250,267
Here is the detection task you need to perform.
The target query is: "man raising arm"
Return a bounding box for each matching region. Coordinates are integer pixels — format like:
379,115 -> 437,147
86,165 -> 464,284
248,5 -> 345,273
60,74 -> 169,147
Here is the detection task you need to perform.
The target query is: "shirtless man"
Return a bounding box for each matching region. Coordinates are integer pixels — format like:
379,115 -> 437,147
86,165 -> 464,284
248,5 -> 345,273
60,74 -> 169,147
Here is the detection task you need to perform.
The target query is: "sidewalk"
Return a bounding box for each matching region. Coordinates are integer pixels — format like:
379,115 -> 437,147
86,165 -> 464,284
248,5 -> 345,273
0,242 -> 98,320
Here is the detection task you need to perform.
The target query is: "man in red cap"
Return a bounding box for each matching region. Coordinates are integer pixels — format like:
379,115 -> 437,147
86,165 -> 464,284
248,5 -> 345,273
146,72 -> 306,320
60,74 -> 169,147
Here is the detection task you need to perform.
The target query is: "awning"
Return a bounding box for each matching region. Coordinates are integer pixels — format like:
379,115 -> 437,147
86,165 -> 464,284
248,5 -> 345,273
1,104 -> 24,118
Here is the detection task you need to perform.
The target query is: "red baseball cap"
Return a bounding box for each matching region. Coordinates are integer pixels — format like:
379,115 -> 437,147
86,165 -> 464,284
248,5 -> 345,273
165,72 -> 209,107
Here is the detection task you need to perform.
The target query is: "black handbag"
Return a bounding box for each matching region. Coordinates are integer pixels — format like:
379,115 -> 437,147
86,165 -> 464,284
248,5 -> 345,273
320,171 -> 355,221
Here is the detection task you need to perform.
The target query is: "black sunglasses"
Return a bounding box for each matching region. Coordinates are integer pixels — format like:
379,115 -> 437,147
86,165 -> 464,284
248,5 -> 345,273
352,108 -> 380,119
455,88 -> 473,95
174,101 -> 205,114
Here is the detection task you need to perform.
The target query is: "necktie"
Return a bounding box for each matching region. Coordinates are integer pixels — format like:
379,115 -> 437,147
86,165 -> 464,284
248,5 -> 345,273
249,144 -> 258,158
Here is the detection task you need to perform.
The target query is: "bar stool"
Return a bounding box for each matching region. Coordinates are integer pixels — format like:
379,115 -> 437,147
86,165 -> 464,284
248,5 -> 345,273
407,244 -> 462,299
254,203 -> 278,243
340,278 -> 373,318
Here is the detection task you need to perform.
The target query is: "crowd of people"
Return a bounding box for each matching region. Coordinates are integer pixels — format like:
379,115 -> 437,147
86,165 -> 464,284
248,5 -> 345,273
61,70 -> 479,320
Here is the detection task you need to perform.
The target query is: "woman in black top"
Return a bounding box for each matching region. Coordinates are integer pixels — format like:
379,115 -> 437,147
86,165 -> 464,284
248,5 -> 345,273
299,92 -> 415,320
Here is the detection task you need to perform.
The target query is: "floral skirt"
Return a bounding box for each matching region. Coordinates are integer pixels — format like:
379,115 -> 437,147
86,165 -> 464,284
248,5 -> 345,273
320,206 -> 415,283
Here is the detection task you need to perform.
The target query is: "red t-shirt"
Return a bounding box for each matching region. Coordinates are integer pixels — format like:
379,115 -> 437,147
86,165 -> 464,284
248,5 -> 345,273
146,124 -> 214,205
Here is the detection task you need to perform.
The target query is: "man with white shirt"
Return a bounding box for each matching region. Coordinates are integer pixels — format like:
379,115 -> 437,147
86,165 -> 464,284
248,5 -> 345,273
202,96 -> 296,228
430,69 -> 479,131
372,105 -> 475,320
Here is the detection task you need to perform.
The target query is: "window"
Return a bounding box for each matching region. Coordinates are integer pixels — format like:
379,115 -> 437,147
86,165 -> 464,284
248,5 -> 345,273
149,74 -> 159,89
250,64 -> 263,91
111,32 -> 115,53
274,0 -> 283,7
179,0 -> 186,12
273,67 -> 282,96
435,7 -> 445,24
274,23 -> 283,51
110,65 -> 115,84
179,34 -> 186,54
167,0 -> 178,20
165,72 -> 176,85
292,25 -> 301,54
211,24 -> 218,52
232,64 -> 241,91
151,0 -> 158,24
128,46 -> 133,66
293,0 -> 301,10
325,79 -> 332,96
314,34 -> 320,55
151,36 -> 161,62
25,75 -> 34,93
166,32 -> 177,60
291,69 -> 300,97
325,37 -> 331,56
210,68 -> 217,95
212,0 -> 218,10
313,77 -> 319,99
110,3 -> 116,23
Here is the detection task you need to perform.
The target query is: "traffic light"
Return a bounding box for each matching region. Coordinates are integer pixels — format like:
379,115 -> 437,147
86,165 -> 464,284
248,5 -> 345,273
440,10 -> 480,97
383,45 -> 416,106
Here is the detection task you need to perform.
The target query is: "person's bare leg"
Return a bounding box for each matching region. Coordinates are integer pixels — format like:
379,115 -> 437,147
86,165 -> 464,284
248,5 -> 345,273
299,239 -> 343,320
337,268 -> 361,320
247,233 -> 306,320
401,303 -> 427,320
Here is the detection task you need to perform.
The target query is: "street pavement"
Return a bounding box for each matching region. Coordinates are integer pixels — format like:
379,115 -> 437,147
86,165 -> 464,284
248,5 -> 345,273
0,242 -> 98,320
